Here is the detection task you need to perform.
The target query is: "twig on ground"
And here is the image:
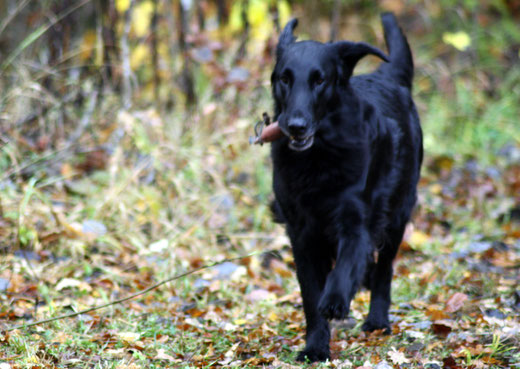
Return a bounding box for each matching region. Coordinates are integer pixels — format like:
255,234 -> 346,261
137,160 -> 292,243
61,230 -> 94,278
6,252 -> 259,331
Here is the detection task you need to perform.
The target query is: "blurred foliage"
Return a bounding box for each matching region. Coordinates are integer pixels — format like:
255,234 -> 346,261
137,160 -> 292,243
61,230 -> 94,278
0,0 -> 518,159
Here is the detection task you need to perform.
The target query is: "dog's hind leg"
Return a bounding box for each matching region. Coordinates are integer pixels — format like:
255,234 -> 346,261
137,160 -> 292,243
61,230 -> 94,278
362,220 -> 406,333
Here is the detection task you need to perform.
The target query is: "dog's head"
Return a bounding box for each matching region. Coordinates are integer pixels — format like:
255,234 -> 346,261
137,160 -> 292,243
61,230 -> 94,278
272,19 -> 388,151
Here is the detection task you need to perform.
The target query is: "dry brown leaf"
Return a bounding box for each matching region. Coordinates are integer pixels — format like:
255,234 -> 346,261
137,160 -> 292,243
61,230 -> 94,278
432,319 -> 458,337
154,348 -> 177,362
270,258 -> 292,278
426,307 -> 450,320
445,292 -> 468,313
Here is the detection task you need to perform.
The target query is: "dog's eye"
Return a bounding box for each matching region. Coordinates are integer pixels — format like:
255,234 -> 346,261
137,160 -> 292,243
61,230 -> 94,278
315,78 -> 325,86
280,76 -> 289,85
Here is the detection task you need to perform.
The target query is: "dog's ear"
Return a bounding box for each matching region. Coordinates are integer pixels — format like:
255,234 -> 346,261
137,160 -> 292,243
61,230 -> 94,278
277,19 -> 298,58
336,41 -> 389,81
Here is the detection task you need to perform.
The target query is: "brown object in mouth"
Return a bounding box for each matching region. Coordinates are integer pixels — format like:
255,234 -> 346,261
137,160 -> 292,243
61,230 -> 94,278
259,121 -> 283,143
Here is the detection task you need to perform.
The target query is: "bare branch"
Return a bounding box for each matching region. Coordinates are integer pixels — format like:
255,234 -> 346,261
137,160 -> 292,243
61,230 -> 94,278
6,252 -> 258,332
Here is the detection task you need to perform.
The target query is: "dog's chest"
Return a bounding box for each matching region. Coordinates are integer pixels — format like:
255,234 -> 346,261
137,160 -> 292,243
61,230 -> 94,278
272,145 -> 366,209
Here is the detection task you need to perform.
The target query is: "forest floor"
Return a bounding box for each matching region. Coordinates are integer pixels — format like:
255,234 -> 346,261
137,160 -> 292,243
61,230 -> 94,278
2,92 -> 520,369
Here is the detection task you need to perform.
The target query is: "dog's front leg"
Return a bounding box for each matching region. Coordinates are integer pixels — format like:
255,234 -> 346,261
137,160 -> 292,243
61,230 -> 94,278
290,231 -> 332,362
318,204 -> 370,321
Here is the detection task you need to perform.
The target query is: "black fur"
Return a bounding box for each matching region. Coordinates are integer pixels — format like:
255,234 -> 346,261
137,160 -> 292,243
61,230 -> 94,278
270,13 -> 423,362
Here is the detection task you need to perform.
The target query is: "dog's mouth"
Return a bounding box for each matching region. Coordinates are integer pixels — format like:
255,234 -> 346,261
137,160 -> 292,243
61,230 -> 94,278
289,135 -> 314,151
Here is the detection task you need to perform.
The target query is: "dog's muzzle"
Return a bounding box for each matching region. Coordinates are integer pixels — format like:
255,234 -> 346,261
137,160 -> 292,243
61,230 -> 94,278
289,135 -> 314,151
286,117 -> 315,151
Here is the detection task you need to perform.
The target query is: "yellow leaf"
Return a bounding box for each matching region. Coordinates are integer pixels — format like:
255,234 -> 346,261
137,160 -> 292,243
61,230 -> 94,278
131,43 -> 149,69
429,183 -> 442,195
278,0 -> 291,27
234,318 -> 247,325
248,0 -> 271,41
268,312 -> 278,322
132,0 -> 154,37
248,0 -> 268,27
443,31 -> 471,51
79,29 -> 96,62
409,230 -> 430,248
118,331 -> 141,343
229,2 -> 243,32
115,0 -> 130,13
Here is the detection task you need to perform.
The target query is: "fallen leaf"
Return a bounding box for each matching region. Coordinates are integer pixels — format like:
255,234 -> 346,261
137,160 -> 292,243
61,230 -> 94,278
443,31 -> 471,51
409,230 -> 430,249
118,332 -> 140,344
429,183 -> 443,195
270,258 -> 292,278
443,356 -> 463,369
55,278 -> 91,292
426,307 -> 450,320
106,348 -> 126,358
115,364 -> 141,369
246,288 -> 274,302
148,239 -> 169,253
445,292 -> 468,313
155,348 -> 177,362
388,348 -> 410,365
432,319 -> 458,337
224,342 -> 240,358
332,358 -> 353,368
268,312 -> 278,322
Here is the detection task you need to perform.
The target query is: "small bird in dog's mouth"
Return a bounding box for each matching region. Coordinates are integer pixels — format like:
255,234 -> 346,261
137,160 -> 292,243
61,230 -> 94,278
250,113 -> 283,145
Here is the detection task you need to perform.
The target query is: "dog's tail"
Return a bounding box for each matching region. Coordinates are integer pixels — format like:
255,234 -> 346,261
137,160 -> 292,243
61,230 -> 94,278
380,12 -> 414,90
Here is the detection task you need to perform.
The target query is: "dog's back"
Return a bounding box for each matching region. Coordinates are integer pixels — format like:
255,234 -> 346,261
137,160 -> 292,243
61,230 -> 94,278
351,12 -> 423,220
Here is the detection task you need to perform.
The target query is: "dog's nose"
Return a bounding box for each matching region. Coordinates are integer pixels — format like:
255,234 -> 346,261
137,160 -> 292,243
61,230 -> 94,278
287,117 -> 307,137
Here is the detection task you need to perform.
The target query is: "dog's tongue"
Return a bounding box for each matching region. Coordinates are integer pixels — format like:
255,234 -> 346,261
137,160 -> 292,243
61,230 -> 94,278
260,121 -> 283,143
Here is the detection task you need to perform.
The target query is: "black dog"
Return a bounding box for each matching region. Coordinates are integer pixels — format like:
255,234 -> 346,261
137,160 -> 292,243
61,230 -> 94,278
269,13 -> 423,362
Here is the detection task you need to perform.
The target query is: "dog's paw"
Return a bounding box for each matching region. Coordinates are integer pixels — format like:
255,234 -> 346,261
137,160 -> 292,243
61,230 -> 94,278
361,319 -> 391,334
296,348 -> 330,363
318,292 -> 349,320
